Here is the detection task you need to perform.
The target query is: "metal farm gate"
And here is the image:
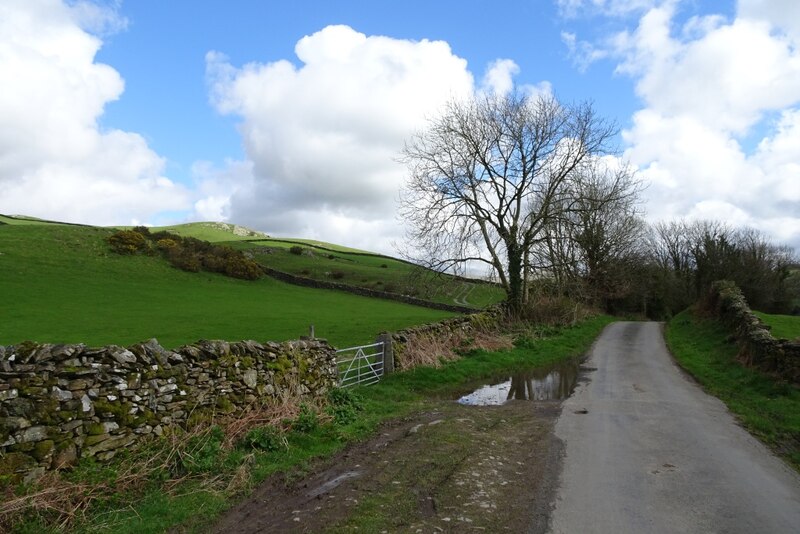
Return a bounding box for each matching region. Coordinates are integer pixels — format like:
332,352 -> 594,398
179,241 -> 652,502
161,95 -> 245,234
335,334 -> 393,388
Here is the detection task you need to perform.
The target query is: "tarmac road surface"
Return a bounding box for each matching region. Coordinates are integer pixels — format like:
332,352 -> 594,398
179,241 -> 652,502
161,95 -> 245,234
548,321 -> 800,534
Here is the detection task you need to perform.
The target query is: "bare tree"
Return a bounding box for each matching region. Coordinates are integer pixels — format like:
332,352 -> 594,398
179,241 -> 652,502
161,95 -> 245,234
399,92 -> 617,312
645,220 -> 798,314
549,160 -> 646,307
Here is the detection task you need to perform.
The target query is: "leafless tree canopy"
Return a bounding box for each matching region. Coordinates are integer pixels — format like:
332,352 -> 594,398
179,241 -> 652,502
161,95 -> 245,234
541,161 -> 646,304
399,92 -> 619,311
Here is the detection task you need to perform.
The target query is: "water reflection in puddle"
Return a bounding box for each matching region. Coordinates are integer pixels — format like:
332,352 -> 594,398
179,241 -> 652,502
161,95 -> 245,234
457,359 -> 582,406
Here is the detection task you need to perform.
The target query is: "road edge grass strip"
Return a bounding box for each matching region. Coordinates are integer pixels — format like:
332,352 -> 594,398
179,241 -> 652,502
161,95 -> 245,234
6,315 -> 614,534
665,308 -> 800,471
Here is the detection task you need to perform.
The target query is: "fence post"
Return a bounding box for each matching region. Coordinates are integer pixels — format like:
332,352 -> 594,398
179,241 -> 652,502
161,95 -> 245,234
378,333 -> 394,375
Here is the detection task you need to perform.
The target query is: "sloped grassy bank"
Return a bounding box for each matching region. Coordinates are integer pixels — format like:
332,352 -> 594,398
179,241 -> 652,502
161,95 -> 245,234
666,309 -> 800,470
3,315 -> 613,533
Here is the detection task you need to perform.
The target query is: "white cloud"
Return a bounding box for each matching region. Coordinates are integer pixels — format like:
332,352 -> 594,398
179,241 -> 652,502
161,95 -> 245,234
561,31 -> 609,71
205,25 -> 479,252
557,0 -> 659,19
68,0 -> 128,36
481,59 -> 520,96
738,0 -> 800,43
570,1 -> 800,250
0,0 -> 188,225
616,6 -> 800,134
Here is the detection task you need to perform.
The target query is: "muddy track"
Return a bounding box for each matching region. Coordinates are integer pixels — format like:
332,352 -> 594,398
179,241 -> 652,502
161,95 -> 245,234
211,400 -> 566,533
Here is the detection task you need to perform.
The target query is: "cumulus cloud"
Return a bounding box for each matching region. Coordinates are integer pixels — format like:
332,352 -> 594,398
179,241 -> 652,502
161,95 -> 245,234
566,1 -> 800,250
0,0 -> 188,225
205,25 -> 478,252
481,59 -> 520,96
738,0 -> 800,43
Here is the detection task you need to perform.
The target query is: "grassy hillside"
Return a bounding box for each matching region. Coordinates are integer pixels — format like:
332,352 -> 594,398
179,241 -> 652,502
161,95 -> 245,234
667,309 -> 800,469
234,240 -> 505,309
140,221 -> 506,309
123,221 -> 269,242
0,214 -> 70,226
753,311 -> 800,340
0,224 -> 454,349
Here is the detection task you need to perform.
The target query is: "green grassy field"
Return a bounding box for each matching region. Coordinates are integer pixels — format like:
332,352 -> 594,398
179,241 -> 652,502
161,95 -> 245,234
120,221 -> 269,243
119,221 -> 506,309
0,224 -> 454,349
666,309 -> 800,469
233,240 -> 505,309
753,311 -> 800,340
0,214 -> 69,226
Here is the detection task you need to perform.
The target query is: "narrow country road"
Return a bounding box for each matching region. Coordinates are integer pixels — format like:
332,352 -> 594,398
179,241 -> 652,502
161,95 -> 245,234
549,321 -> 800,534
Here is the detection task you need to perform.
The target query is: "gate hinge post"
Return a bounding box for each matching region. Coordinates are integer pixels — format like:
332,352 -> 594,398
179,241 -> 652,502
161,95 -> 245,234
377,333 -> 394,375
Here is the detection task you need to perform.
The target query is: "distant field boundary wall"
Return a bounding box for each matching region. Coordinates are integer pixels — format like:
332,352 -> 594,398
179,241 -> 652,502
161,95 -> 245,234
260,265 -> 476,314
245,238 -> 501,287
0,337 -> 337,482
703,280 -> 800,384
0,213 -> 93,228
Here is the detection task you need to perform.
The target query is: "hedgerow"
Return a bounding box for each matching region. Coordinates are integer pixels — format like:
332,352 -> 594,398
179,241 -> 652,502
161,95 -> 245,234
107,227 -> 262,280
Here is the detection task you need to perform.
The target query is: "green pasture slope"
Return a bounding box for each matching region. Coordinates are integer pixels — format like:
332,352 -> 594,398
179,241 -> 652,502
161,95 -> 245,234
239,239 -> 505,308
753,311 -> 800,340
143,221 -> 506,309
0,223 -> 455,349
121,221 -> 269,243
667,309 -> 800,468
0,214 -> 70,226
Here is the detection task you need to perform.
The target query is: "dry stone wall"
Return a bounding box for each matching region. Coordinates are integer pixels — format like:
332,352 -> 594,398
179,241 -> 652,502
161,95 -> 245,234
388,306 -> 506,370
0,337 -> 337,482
260,266 -> 474,314
704,280 -> 800,384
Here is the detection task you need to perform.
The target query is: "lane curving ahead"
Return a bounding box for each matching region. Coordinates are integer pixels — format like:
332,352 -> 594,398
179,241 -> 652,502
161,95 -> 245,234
548,321 -> 800,534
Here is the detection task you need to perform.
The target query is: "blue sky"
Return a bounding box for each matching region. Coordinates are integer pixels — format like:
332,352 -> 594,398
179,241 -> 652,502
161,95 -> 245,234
95,0 -> 641,184
1,0 -> 798,253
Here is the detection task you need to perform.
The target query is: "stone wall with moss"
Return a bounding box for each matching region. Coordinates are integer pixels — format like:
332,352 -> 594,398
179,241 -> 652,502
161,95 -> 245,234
703,280 -> 800,384
0,337 -> 337,482
388,306 -> 506,370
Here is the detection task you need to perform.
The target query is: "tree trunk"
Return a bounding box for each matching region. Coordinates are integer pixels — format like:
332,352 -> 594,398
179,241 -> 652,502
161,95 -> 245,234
507,244 -> 525,314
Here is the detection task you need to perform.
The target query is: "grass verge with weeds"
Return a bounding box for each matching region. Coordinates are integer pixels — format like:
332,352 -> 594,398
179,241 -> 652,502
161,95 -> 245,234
666,308 -> 800,470
3,314 -> 613,533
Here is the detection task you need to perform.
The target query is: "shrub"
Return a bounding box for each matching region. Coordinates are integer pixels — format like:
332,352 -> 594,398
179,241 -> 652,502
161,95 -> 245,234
380,264 -> 388,268
156,238 -> 178,251
289,245 -> 303,255
330,270 -> 345,280
224,256 -> 261,280
107,230 -> 150,255
326,388 -> 363,426
168,248 -> 201,272
292,403 -> 319,433
201,252 -> 226,273
149,230 -> 173,241
240,425 -> 286,452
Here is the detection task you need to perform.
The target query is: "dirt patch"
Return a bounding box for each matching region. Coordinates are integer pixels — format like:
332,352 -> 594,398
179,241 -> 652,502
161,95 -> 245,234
211,400 -> 563,533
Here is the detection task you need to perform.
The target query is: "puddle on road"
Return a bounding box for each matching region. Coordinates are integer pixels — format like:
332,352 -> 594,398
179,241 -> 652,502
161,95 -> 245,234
457,359 -> 583,406
305,470 -> 362,499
